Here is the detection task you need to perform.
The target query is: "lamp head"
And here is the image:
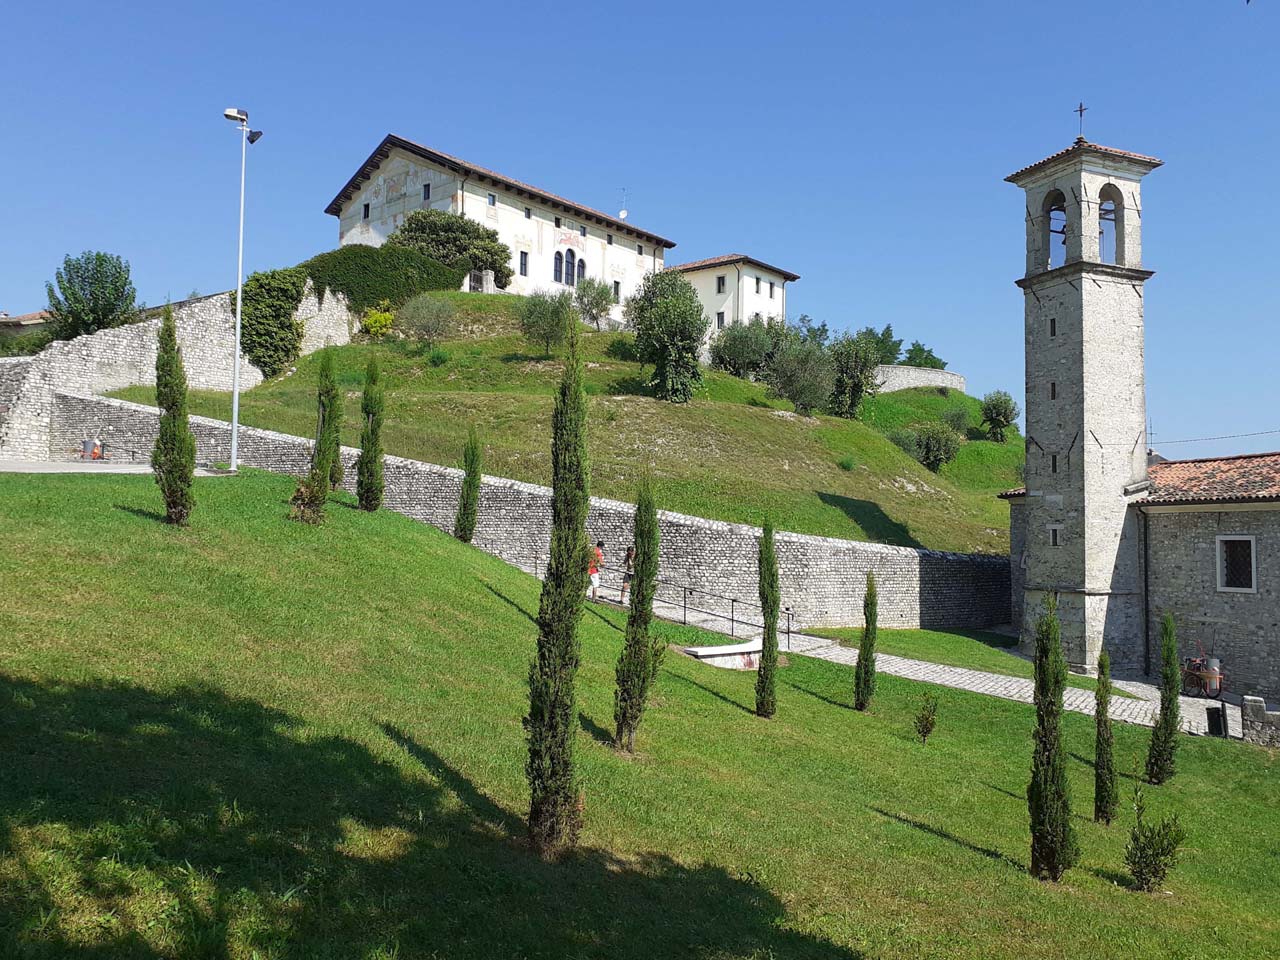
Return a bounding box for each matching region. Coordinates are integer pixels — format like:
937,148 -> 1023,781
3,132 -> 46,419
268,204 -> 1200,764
247,129 -> 263,145
223,107 -> 248,124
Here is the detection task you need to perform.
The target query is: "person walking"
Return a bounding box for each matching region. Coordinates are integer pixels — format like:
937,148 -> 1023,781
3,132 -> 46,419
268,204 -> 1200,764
620,545 -> 636,604
588,540 -> 605,601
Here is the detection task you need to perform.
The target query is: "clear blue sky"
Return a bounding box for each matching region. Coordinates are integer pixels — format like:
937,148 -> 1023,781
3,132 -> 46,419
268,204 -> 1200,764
2,1 -> 1276,457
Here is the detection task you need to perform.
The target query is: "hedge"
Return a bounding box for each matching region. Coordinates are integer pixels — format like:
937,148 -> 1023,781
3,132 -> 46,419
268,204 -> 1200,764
300,245 -> 465,314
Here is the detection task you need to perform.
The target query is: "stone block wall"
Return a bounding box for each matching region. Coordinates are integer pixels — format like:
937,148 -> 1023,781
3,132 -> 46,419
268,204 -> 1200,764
1240,696 -> 1280,748
0,357 -> 33,417
49,392 -> 1012,632
874,364 -> 966,395
0,285 -> 352,460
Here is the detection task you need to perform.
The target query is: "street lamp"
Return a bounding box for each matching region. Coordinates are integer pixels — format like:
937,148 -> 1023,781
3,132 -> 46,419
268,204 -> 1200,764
224,107 -> 263,472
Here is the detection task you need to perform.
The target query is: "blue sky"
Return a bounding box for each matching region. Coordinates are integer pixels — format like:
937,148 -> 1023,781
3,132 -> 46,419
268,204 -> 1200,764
2,1 -> 1276,457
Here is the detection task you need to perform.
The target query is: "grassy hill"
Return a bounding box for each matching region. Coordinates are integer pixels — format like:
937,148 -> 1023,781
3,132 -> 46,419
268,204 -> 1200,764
114,293 -> 1022,554
1,471 -> 1276,959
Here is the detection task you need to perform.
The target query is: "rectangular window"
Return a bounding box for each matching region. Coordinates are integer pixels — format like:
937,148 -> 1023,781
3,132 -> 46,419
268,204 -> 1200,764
555,216 -> 562,228
362,202 -> 370,220
423,184 -> 431,201
519,251 -> 528,277
1217,536 -> 1257,593
769,281 -> 775,298
525,207 -> 532,219
579,225 -> 587,237
607,233 -> 613,245
1049,317 -> 1057,337
612,281 -> 621,302
716,275 -> 726,294
716,311 -> 726,329
1051,454 -> 1058,474
1048,525 -> 1062,548
637,243 -> 644,256
755,276 -> 761,294
487,193 -> 496,206
1050,381 -> 1057,400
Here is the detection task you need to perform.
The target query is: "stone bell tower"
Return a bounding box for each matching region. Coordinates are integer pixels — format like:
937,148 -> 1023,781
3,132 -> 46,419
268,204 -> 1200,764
1006,137 -> 1162,673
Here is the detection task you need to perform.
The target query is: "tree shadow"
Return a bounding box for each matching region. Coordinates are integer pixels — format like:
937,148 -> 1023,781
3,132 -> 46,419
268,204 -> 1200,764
666,672 -> 756,716
603,337 -> 638,363
481,581 -> 539,627
870,806 -> 1025,873
604,374 -> 652,397
0,675 -> 861,958
815,493 -> 923,549
980,780 -> 1025,803
1087,865 -> 1136,890
1069,752 -> 1141,781
782,679 -> 852,712
499,350 -> 556,364
112,503 -> 167,524
577,712 -> 615,746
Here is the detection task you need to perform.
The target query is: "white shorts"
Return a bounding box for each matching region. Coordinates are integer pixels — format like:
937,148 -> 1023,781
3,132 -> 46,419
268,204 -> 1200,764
590,573 -> 601,589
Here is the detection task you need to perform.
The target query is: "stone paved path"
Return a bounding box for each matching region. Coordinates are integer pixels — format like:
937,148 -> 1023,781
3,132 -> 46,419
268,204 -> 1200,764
0,460 -> 226,476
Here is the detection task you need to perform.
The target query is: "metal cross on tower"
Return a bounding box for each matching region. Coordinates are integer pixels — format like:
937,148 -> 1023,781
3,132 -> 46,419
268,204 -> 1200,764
1075,101 -> 1088,138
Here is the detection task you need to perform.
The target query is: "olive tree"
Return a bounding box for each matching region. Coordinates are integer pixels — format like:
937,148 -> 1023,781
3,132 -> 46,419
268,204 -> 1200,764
624,271 -> 709,403
766,340 -> 833,416
981,390 -> 1021,443
574,277 -> 615,332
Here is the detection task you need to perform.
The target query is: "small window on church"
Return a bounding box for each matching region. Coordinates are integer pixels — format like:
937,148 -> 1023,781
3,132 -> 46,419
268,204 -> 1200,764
1050,382 -> 1057,400
1051,454 -> 1058,474
1217,536 -> 1256,593
716,275 -> 726,294
1049,317 -> 1057,338
423,184 -> 431,202
554,252 -> 563,283
1048,525 -> 1062,548
362,203 -> 370,220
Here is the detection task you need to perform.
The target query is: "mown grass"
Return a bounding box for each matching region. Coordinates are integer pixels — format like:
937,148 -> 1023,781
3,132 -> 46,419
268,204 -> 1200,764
113,298 -> 1023,554
1,471 -> 1276,959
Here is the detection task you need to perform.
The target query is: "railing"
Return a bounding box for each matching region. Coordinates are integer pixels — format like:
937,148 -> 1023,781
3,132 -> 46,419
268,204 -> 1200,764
491,545 -> 794,651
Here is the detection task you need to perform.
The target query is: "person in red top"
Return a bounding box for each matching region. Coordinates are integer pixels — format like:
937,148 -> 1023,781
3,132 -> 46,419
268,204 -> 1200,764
588,540 -> 604,601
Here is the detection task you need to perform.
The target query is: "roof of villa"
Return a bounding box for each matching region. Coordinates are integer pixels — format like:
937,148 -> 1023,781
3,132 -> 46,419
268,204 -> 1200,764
667,253 -> 800,282
324,134 -> 677,249
0,310 -> 51,328
1005,137 -> 1164,184
998,450 -> 1280,506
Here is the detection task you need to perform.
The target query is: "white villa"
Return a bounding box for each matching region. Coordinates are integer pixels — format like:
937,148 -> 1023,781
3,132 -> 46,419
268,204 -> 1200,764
325,135 -> 676,321
667,254 -> 800,337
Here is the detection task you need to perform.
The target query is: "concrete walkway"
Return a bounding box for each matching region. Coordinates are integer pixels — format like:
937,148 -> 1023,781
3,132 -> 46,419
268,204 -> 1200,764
0,460 -> 226,476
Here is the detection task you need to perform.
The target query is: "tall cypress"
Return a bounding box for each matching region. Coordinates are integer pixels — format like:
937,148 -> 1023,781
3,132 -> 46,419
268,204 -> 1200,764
1027,594 -> 1079,881
150,305 -> 196,525
1094,648 -> 1118,824
289,349 -> 336,524
755,519 -> 780,718
317,348 -> 344,490
613,476 -> 661,753
526,316 -> 590,857
454,425 -> 483,542
854,571 -> 878,711
355,358 -> 384,512
1145,613 -> 1181,785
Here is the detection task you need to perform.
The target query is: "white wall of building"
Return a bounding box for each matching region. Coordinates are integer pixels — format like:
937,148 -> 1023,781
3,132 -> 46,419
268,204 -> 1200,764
681,264 -> 790,341
334,148 -> 666,320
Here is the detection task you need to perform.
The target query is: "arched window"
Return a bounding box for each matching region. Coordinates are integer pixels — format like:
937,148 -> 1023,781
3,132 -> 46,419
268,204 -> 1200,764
1098,183 -> 1124,265
553,252 -> 563,283
1042,189 -> 1068,270
577,257 -> 586,283
565,249 -> 576,287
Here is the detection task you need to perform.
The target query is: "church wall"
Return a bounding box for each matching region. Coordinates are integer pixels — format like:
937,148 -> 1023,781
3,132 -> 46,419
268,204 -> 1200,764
1144,505 -> 1280,703
47,391 -> 1014,634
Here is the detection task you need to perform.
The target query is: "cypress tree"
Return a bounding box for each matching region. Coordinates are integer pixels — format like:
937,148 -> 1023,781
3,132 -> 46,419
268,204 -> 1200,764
150,305 -> 196,525
454,425 -> 483,542
355,358 -> 384,511
1094,648 -> 1118,824
317,348 -> 344,490
526,315 -> 590,857
613,476 -> 661,752
755,519 -> 780,718
289,350 -> 336,524
1145,613 -> 1181,785
854,571 -> 878,711
1027,594 -> 1079,881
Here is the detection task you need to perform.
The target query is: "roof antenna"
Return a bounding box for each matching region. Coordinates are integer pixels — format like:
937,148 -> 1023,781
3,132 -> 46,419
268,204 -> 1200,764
618,187 -> 628,220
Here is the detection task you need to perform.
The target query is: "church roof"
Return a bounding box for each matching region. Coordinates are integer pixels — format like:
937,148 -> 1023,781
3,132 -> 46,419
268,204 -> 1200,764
667,253 -> 800,282
324,134 -> 677,249
1005,137 -> 1163,184
997,451 -> 1280,505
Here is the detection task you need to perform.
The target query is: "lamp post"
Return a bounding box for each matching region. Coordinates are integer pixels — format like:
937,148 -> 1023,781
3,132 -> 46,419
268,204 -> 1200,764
223,107 -> 263,472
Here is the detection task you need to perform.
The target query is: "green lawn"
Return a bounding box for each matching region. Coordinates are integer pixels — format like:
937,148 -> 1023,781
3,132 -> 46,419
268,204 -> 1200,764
1,471 -> 1276,959
112,305 -> 1022,554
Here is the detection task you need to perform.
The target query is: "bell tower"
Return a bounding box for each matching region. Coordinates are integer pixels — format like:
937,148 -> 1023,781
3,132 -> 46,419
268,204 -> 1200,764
1006,137 -> 1162,673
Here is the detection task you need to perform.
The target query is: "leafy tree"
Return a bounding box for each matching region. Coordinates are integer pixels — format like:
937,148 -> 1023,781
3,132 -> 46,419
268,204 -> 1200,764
316,349 -> 344,490
854,572 -> 878,710
455,426 -> 483,543
709,315 -> 772,379
828,334 -> 881,419
45,250 -> 141,340
1145,614 -> 1181,785
1094,648 -> 1118,825
1027,595 -> 1080,881
790,314 -> 829,347
397,293 -> 455,347
914,694 -> 938,744
981,390 -> 1021,444
355,358 -> 384,512
1125,783 -> 1186,892
766,340 -> 834,416
289,351 -> 338,524
150,306 -> 195,525
574,276 -> 615,332
613,476 -> 661,752
755,519 -> 780,718
913,421 -> 962,472
520,290 -> 574,356
385,209 -> 514,288
625,270 -> 708,403
526,318 -> 590,857
855,324 -> 902,365
900,340 -> 947,369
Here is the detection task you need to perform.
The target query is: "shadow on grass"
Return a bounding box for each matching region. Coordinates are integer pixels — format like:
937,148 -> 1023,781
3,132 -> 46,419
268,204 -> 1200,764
0,675 -> 863,959
870,806 -> 1025,872
603,337 -> 638,363
112,503 -> 167,524
481,581 -> 538,627
666,672 -> 756,716
604,374 -> 652,397
1069,752 -> 1141,782
783,679 -> 852,712
578,712 -> 614,746
815,493 -> 924,549
1088,865 -> 1136,890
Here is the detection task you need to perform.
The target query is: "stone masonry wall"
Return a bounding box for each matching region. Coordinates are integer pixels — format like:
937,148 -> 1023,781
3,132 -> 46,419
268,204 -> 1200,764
49,392 -> 1012,632
0,357 -> 33,418
1240,697 -> 1280,748
874,364 -> 966,395
0,284 -> 352,460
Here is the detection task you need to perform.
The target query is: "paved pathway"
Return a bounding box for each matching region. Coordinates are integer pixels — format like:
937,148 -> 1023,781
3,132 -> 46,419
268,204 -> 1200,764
0,460 -> 227,476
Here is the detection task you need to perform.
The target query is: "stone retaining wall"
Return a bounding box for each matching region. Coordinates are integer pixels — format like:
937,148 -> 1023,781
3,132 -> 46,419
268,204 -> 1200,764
1241,696 -> 1280,748
49,392 -> 1011,631
0,284 -> 351,460
875,364 -> 966,395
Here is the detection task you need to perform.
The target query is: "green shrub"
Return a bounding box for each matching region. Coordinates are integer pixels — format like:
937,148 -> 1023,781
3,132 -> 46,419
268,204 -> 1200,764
1125,783 -> 1186,892
942,407 -> 970,435
888,428 -> 920,460
626,270 -> 709,403
355,358 -> 384,512
397,293 -> 456,347
233,267 -> 307,378
361,301 -> 394,339
710,317 -> 772,378
837,455 -> 855,472
428,347 -> 450,367
0,329 -> 53,356
454,426 -> 482,543
914,694 -> 938,744
766,340 -> 833,416
1146,614 -> 1181,785
301,244 -> 464,314
827,333 -> 880,419
914,422 -> 962,472
981,390 -> 1020,443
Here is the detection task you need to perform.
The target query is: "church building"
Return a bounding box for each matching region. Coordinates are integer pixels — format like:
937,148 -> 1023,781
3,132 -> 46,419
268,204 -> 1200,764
325,134 -> 677,321
1002,137 -> 1280,704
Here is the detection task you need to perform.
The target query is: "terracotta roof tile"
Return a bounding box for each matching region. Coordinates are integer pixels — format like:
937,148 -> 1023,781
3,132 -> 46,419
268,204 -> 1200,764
667,253 -> 800,282
1146,451 -> 1280,505
1005,137 -> 1163,184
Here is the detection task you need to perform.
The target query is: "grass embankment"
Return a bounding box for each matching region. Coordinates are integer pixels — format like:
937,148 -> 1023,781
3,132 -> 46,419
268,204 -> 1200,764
114,295 -> 1022,553
1,471 -> 1276,959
